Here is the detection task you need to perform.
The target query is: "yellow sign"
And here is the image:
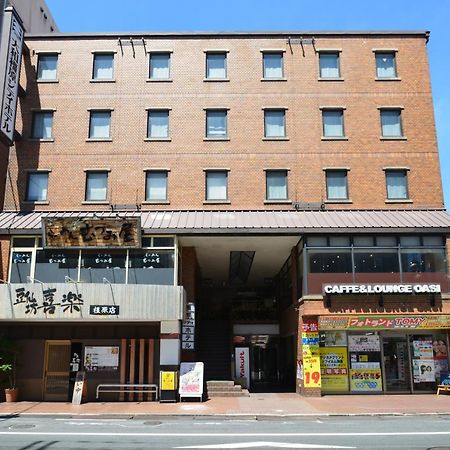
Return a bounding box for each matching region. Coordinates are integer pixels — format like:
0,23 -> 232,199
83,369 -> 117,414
302,320 -> 321,388
303,356 -> 321,387
320,347 -> 349,392
350,368 -> 383,392
160,371 -> 176,390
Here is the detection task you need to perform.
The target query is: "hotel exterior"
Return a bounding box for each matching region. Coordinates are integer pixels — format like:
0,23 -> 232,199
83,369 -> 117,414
0,14 -> 449,400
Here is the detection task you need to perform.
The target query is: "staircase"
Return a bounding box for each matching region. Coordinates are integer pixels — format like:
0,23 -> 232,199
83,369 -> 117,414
206,380 -> 250,398
198,320 -> 231,381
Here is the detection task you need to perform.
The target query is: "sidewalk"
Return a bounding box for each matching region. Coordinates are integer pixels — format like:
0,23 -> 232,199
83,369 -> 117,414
1,393 -> 450,418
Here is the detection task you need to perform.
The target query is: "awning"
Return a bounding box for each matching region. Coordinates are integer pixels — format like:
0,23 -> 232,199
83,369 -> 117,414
0,209 -> 449,235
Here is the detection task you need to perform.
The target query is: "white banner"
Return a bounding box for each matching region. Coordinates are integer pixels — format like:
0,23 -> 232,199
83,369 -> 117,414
234,347 -> 250,389
0,8 -> 24,145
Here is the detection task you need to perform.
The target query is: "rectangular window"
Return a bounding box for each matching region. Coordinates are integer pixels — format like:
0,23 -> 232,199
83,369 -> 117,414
380,109 -> 403,137
206,52 -> 227,79
326,170 -> 348,200
264,110 -> 286,137
262,52 -> 283,79
146,171 -> 168,201
149,53 -> 171,79
31,111 -> 53,139
26,172 -> 48,201
322,109 -> 344,137
206,110 -> 227,138
206,171 -> 228,201
89,111 -> 111,139
375,52 -> 397,79
266,170 -> 288,200
85,171 -> 108,201
319,52 -> 340,78
92,53 -> 114,80
147,110 -> 169,138
386,170 -> 408,200
37,54 -> 58,80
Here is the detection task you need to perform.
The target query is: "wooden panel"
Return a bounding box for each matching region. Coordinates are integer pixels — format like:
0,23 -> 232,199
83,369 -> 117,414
43,340 -> 71,401
129,338 -> 136,401
148,339 -> 154,384
138,338 -> 145,401
119,338 -> 127,401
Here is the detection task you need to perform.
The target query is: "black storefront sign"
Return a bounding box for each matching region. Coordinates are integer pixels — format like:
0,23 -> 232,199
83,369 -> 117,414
89,305 -> 120,316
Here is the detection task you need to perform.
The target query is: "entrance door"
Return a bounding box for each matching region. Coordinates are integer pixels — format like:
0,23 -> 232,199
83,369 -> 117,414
250,335 -> 279,392
383,336 -> 411,392
43,341 -> 71,401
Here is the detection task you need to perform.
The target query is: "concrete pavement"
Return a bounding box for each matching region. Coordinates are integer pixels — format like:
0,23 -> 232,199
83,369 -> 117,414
1,393 -> 450,418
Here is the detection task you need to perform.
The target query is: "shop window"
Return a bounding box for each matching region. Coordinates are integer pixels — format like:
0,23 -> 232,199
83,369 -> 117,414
307,236 -> 327,247
149,52 -> 171,79
79,250 -> 126,283
400,248 -> 447,273
34,249 -> 79,282
262,52 -> 284,79
12,237 -> 36,248
153,237 -> 175,247
128,249 -> 175,285
10,251 -> 32,283
308,249 -> 353,274
88,111 -> 111,139
423,236 -> 444,246
37,53 -> 58,80
354,248 -> 400,273
319,52 -> 340,79
329,236 -> 350,247
206,52 -> 227,79
400,236 -> 421,247
353,236 -> 375,247
92,53 -> 114,80
31,111 -> 53,139
376,236 -> 397,247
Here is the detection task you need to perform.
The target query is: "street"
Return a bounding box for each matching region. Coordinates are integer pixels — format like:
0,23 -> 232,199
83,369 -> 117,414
0,415 -> 450,449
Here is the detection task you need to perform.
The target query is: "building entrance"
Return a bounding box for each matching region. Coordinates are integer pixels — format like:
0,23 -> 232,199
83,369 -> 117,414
43,340 -> 71,401
383,336 -> 411,392
250,335 -> 280,392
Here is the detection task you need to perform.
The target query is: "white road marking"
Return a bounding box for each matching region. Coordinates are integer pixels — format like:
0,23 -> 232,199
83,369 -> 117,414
0,431 -> 449,437
175,441 -> 354,449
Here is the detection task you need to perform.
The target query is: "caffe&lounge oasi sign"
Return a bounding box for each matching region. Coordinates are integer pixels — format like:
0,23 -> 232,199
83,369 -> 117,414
43,217 -> 141,248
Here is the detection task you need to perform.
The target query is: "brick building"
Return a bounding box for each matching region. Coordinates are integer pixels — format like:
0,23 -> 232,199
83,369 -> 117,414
0,26 -> 449,400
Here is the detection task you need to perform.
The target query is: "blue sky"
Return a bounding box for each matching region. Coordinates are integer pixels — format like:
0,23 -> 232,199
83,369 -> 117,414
46,0 -> 449,208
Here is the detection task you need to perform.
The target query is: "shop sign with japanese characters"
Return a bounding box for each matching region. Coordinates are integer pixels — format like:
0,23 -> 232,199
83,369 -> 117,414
0,8 -> 24,146
43,217 -> 141,248
182,302 -> 195,350
302,320 -> 321,388
319,315 -> 450,331
90,305 -> 119,316
323,283 -> 441,295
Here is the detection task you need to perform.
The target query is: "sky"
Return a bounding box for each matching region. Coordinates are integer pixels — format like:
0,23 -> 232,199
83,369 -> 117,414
46,0 -> 450,208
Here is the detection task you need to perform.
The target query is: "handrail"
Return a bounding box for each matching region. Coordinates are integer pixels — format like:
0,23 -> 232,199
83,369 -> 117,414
102,277 -> 111,284
26,276 -> 44,284
64,276 -> 79,283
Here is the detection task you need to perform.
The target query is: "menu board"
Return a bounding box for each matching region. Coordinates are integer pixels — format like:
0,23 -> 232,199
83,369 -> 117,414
84,346 -> 119,372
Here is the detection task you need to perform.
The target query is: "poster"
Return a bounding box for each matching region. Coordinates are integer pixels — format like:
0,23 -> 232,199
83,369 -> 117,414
433,338 -> 449,381
179,362 -> 204,397
234,347 -> 250,389
413,359 -> 435,383
302,320 -> 321,388
350,364 -> 383,392
320,347 -> 349,392
412,338 -> 433,358
161,371 -> 176,390
84,346 -> 119,372
320,331 -> 347,347
348,334 -> 380,352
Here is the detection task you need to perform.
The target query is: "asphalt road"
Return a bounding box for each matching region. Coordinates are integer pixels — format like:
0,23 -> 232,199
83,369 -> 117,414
0,415 -> 450,449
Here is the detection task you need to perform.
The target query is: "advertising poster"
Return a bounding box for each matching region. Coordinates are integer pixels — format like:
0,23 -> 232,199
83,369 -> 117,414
348,334 -> 380,352
319,331 -> 347,347
302,320 -> 321,388
84,346 -> 119,372
350,364 -> 383,392
234,347 -> 250,389
433,338 -> 449,381
179,362 -> 204,396
320,347 -> 349,392
413,359 -> 435,383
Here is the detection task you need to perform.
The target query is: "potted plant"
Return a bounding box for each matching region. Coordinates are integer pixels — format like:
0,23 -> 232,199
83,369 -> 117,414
0,338 -> 19,402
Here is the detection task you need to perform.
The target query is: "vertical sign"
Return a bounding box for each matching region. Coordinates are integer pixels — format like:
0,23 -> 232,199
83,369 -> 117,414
71,371 -> 87,405
234,347 -> 250,389
0,7 -> 24,146
302,319 -> 321,388
182,302 -> 195,350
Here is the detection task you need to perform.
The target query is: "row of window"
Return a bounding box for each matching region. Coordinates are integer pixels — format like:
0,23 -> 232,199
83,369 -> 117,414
25,168 -> 411,204
36,50 -> 399,82
30,107 -> 407,141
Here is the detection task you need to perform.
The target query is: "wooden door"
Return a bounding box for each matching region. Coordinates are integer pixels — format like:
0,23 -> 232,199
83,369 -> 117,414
43,340 -> 71,401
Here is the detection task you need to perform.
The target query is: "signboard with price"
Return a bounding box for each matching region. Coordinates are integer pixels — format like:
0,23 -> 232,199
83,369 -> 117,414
302,320 -> 321,388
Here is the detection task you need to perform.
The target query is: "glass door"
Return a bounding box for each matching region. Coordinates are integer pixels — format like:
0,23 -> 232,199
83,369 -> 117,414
250,335 -> 279,392
383,336 -> 411,392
